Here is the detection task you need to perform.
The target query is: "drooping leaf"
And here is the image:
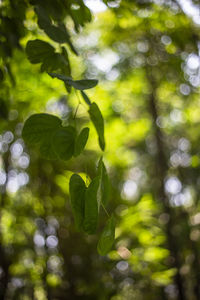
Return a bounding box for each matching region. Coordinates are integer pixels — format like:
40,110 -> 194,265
97,215 -> 115,256
74,127 -> 89,157
49,73 -> 98,90
52,126 -> 76,161
97,157 -> 110,209
26,39 -> 55,64
88,103 -> 105,151
22,113 -> 61,145
83,176 -> 100,234
69,174 -> 86,231
81,91 -> 91,106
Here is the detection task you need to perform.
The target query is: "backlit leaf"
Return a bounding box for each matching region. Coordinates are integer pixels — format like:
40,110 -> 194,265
89,103 -> 105,151
97,157 -> 110,208
97,215 -> 115,256
83,176 -> 100,234
69,174 -> 86,231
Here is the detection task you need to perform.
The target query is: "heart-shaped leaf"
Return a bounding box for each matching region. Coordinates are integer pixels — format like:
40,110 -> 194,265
22,113 -> 61,145
22,113 -> 62,160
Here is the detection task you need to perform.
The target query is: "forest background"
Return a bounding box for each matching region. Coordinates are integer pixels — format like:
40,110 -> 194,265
0,0 -> 200,299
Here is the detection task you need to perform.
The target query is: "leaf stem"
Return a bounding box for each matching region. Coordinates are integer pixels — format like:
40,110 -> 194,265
101,202 -> 110,218
73,103 -> 80,119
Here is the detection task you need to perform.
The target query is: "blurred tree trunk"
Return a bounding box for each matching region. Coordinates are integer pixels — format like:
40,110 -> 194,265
146,65 -> 186,300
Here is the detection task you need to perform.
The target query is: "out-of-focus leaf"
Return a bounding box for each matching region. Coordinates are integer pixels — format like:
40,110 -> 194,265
53,126 -> 76,160
97,215 -> 115,256
69,174 -> 86,231
26,39 -> 71,74
41,52 -> 70,74
83,176 -> 100,234
35,6 -> 77,54
49,73 -> 98,90
89,103 -> 105,151
81,91 -> 91,105
35,6 -> 67,43
97,157 -> 110,208
69,3 -> 92,32
74,127 -> 89,157
68,79 -> 98,90
26,39 -> 55,64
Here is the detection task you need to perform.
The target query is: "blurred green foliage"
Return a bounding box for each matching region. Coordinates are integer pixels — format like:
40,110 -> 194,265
0,0 -> 200,299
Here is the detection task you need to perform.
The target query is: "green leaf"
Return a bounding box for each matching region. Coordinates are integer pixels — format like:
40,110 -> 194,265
22,113 -> 61,145
74,127 -> 89,157
71,79 -> 98,90
26,39 -> 71,74
26,39 -> 55,64
40,138 -> 58,160
97,215 -> 115,256
88,103 -> 105,151
69,174 -> 86,231
35,6 -> 77,54
41,52 -> 70,74
22,113 -> 61,160
81,91 -> 91,106
83,177 -> 100,234
52,126 -> 76,161
97,158 -> 110,208
49,73 -> 98,90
